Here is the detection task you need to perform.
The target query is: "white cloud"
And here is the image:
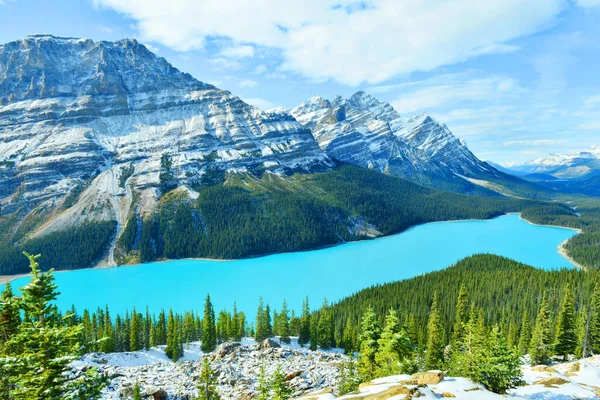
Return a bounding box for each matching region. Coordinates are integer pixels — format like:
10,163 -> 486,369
503,139 -> 565,147
239,79 -> 258,87
208,57 -> 242,70
92,0 -> 565,85
386,73 -> 526,113
242,98 -> 278,110
220,45 -> 255,59
253,64 -> 268,75
577,121 -> 600,130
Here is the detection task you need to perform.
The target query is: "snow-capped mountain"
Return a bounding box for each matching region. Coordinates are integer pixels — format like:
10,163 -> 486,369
0,35 -> 332,236
289,91 -> 504,192
505,146 -> 600,179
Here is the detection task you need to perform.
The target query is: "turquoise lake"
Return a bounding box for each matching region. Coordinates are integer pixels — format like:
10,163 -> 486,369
1,214 -> 579,318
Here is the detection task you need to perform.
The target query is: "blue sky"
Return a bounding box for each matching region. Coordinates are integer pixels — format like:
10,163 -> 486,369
1,0 -> 599,164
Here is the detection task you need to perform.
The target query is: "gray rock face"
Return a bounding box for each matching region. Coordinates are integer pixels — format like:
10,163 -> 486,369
0,35 -> 333,240
0,35 -> 332,202
79,340 -> 345,400
290,91 -> 500,190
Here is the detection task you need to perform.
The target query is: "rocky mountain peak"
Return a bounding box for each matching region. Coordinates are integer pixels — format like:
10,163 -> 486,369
0,35 -> 333,248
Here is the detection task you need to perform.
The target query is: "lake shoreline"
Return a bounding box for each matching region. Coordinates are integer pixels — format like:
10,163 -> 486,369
513,212 -> 585,270
0,212 -> 584,285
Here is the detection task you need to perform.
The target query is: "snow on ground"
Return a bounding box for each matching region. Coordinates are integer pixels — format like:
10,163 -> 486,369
76,337 -> 344,368
321,357 -> 600,400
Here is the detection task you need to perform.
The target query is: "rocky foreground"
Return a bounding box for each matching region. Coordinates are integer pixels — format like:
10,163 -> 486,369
75,338 -> 345,399
73,338 -> 600,399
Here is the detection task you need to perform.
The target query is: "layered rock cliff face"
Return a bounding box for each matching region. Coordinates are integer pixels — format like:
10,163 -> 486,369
290,92 -> 502,192
0,35 -> 333,243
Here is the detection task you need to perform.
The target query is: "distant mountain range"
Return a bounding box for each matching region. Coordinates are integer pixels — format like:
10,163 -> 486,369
500,146 -> 600,196
0,35 -> 551,270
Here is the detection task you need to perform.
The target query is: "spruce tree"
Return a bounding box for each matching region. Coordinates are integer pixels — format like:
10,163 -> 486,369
166,309 -> 176,360
448,304 -> 484,378
299,297 -> 311,346
264,304 -> 273,338
255,297 -> 267,341
102,306 -> 114,353
357,307 -> 382,380
517,310 -> 531,356
451,284 -> 469,347
575,306 -> 589,358
143,306 -> 151,350
231,303 -> 241,342
589,283 -> 600,354
0,281 -> 20,342
317,299 -> 334,349
337,357 -> 361,395
256,365 -> 271,400
197,358 -> 221,400
202,295 -> 217,352
529,294 -> 552,365
375,309 -> 415,376
279,299 -> 291,344
309,312 -> 318,351
554,284 -> 577,360
477,325 -> 523,394
133,381 -> 142,400
130,307 -> 141,351
271,365 -> 292,400
0,252 -> 107,399
425,293 -> 445,370
156,310 -> 167,345
341,318 -> 356,354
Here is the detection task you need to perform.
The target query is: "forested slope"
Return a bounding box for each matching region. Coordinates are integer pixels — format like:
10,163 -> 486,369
126,165 -> 547,264
327,254 -> 600,349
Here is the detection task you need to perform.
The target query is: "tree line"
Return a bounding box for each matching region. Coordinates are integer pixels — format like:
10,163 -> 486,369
124,165 -> 548,263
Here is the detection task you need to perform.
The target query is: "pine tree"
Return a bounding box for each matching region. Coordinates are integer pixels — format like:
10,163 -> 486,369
271,365 -> 292,400
166,309 -> 176,360
256,365 -> 271,400
554,284 -> 577,360
517,310 -> 531,356
451,284 -> 469,347
299,297 -> 311,346
341,318 -> 356,354
130,307 -> 142,351
231,303 -> 241,342
156,310 -> 167,346
0,252 -> 107,399
197,358 -> 221,400
143,306 -> 151,350
0,281 -> 20,342
425,293 -> 445,370
575,306 -> 589,358
133,381 -> 142,400
317,299 -> 334,349
589,283 -> 600,354
529,294 -> 552,365
357,307 -> 382,380
202,295 -> 217,352
102,306 -> 114,353
337,357 -> 361,395
448,304 -> 484,378
255,297 -> 268,341
375,309 -> 415,376
476,325 -> 523,394
264,305 -> 273,338
279,299 -> 291,344
309,312 -> 318,351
